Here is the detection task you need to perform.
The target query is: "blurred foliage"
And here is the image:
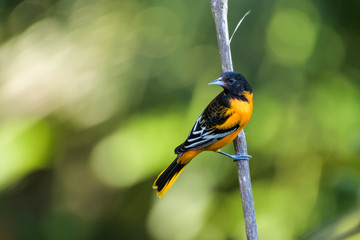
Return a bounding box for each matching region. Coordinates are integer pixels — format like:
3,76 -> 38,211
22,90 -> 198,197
0,0 -> 359,239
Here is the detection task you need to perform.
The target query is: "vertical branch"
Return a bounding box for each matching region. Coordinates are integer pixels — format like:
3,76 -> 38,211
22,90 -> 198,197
234,134 -> 258,240
210,0 -> 259,239
210,0 -> 233,72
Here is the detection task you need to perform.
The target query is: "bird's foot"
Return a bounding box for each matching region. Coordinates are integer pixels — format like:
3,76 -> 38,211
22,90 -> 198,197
231,154 -> 252,162
217,150 -> 252,162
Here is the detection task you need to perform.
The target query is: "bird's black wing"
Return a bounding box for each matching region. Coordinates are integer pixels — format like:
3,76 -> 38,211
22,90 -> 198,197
174,93 -> 239,154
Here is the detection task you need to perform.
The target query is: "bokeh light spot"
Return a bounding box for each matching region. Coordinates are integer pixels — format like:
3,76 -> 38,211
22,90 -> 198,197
90,112 -> 185,188
266,8 -> 318,66
0,119 -> 52,190
147,190 -> 210,240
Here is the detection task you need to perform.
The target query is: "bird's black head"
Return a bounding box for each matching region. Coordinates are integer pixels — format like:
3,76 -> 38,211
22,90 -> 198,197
209,71 -> 252,95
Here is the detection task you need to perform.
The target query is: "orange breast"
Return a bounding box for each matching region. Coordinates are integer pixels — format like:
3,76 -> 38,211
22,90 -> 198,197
205,92 -> 253,151
228,92 -> 253,129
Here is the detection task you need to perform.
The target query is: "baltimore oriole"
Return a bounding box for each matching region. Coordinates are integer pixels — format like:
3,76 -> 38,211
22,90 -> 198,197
153,72 -> 253,198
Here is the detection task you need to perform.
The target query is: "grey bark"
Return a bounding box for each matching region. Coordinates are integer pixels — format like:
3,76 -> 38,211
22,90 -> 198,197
210,0 -> 259,239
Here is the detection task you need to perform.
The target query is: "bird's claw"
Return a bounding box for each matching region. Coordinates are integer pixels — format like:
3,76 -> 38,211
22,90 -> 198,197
217,150 -> 252,161
232,154 -> 252,162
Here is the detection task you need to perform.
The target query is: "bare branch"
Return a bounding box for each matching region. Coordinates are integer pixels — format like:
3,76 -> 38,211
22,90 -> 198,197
210,0 -> 258,239
211,0 -> 233,72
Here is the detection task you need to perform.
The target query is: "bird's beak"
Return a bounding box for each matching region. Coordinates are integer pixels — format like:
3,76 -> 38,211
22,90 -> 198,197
208,77 -> 225,87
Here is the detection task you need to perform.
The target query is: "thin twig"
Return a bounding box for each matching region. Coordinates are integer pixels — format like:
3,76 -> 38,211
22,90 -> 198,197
210,1 -> 258,239
229,10 -> 250,43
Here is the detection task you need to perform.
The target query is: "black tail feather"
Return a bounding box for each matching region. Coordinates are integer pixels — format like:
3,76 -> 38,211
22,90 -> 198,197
153,158 -> 187,197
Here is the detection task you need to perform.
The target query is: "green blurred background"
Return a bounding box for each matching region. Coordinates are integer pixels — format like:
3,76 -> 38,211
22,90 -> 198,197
0,0 -> 359,239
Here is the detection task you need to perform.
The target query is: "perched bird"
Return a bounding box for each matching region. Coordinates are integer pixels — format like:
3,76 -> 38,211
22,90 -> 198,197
153,72 -> 253,198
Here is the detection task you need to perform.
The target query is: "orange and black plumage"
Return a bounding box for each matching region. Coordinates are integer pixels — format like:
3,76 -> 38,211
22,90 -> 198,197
153,72 -> 253,198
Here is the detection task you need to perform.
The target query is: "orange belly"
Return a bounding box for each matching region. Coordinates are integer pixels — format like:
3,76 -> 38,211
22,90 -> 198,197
204,128 -> 242,151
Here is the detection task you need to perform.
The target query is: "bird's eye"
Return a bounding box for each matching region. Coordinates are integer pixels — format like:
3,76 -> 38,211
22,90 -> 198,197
228,78 -> 235,83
